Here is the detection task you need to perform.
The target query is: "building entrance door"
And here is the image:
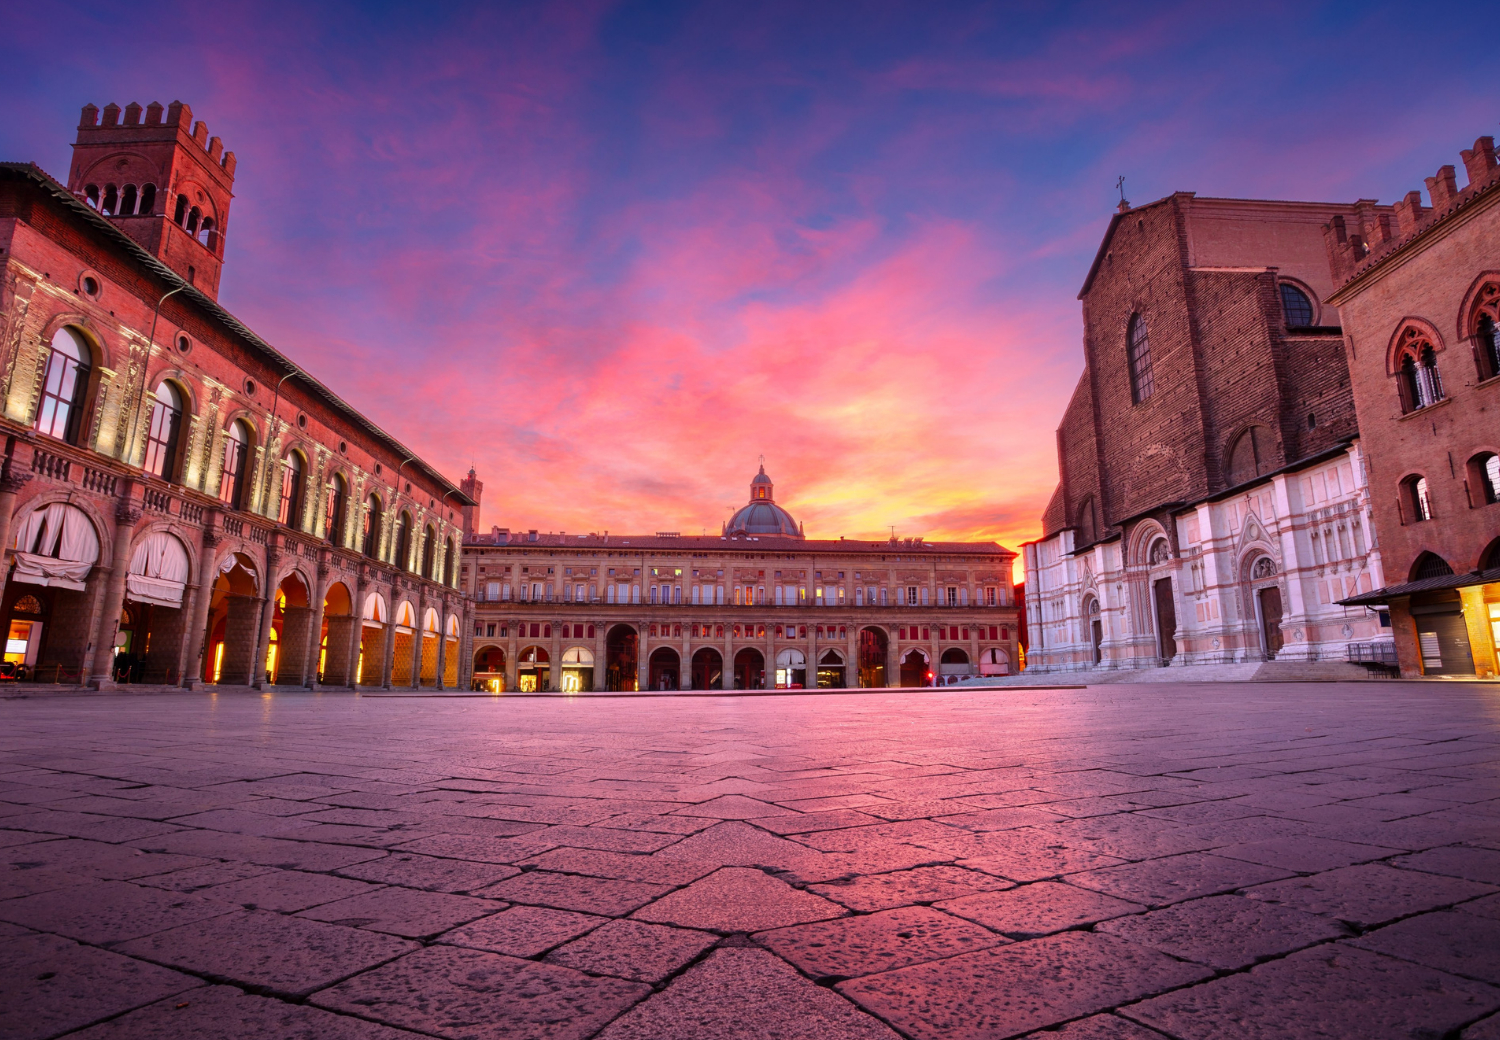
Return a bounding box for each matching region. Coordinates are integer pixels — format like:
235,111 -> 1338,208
1258,586 -> 1284,658
1090,619 -> 1103,664
1152,578 -> 1177,664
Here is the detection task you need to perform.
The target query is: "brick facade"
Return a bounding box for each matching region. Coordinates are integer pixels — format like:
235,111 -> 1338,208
1332,134 -> 1500,678
1026,195 -> 1387,675
0,102 -> 471,689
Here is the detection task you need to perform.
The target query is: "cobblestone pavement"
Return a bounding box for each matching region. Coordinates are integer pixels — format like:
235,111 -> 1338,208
2,681 -> 1500,1039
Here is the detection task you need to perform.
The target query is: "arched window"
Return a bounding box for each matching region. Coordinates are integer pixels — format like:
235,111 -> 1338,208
1227,426 -> 1270,486
173,194 -> 187,225
84,184 -> 100,209
362,494 -> 381,557
1279,283 -> 1314,327
120,184 -> 138,216
1470,452 -> 1500,506
199,217 -> 215,248
421,526 -> 435,579
138,183 -> 156,216
218,419 -> 251,509
278,451 -> 305,527
1127,314 -> 1153,404
1412,552 -> 1453,581
102,184 -> 118,216
444,538 -> 456,586
186,207 -> 200,235
324,473 -> 347,544
1402,475 -> 1433,523
393,512 -> 412,571
1395,329 -> 1444,413
35,327 -> 93,445
143,381 -> 184,481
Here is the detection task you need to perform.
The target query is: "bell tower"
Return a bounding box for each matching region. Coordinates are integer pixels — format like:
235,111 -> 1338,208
67,100 -> 236,300
459,467 -> 483,538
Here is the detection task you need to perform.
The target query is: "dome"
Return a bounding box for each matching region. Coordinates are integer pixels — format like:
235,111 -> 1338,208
725,465 -> 803,538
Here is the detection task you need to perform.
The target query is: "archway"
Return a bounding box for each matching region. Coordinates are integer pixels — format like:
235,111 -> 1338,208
518,645 -> 549,692
473,645 -> 506,692
561,646 -> 593,692
938,647 -> 972,685
419,607 -> 440,685
390,600 -> 417,685
444,614 -> 461,687
775,647 -> 806,689
899,647 -> 930,687
319,582 -> 354,685
266,572 -> 311,685
857,627 -> 888,688
691,647 -> 722,690
979,646 -> 1009,676
605,624 -> 638,691
648,647 -> 680,691
733,647 -> 764,690
5,503 -> 101,681
817,648 -> 846,688
358,591 -> 388,685
118,530 -> 192,683
202,552 -> 259,684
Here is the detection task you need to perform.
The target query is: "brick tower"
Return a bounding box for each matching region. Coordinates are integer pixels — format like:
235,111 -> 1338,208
66,101 -> 236,299
459,467 -> 483,538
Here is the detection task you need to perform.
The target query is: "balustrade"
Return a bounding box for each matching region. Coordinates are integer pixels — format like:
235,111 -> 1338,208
30,448 -> 70,481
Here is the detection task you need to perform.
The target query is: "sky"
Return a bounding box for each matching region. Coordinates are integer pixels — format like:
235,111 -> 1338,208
4,1 -> 1497,579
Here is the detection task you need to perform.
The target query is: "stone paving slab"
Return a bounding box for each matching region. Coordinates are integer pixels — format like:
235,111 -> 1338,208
0,932 -> 202,1040
546,918 -> 717,983
838,931 -> 1213,1040
115,909 -> 418,998
757,904 -> 1005,979
2,682 -> 1499,1038
1122,943 -> 1500,1039
65,984 -> 425,1038
935,880 -> 1143,938
312,943 -> 650,1040
595,947 -> 900,1040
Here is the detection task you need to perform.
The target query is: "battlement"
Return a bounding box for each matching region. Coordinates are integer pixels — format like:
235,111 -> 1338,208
77,101 -> 236,179
1327,133 -> 1498,288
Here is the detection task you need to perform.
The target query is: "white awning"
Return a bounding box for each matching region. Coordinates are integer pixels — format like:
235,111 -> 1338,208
126,532 -> 190,608
12,504 -> 99,591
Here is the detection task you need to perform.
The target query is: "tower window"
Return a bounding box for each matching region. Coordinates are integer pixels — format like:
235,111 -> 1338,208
1395,328 -> 1444,413
1127,314 -> 1153,404
1279,283 -> 1314,327
1402,475 -> 1433,523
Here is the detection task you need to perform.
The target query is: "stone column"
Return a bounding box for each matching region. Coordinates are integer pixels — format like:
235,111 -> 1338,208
249,542 -> 279,689
301,562 -> 330,687
593,622 -> 605,691
506,619 -> 519,691
460,600 -> 475,690
549,616 -> 561,691
346,569 -> 366,688
682,627 -> 692,689
887,637 -> 899,688
435,595 -> 449,690
724,628 -> 734,690
409,592 -> 426,689
180,524 -> 221,689
636,622 -> 648,691
0,466 -> 34,607
86,498 -> 143,689
381,579 -> 399,688
764,624 -> 774,689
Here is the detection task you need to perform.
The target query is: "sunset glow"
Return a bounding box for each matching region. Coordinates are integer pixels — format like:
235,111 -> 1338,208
6,1 -> 1493,576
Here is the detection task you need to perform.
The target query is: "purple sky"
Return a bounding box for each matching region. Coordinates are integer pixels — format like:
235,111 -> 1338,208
5,1 -> 1495,571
